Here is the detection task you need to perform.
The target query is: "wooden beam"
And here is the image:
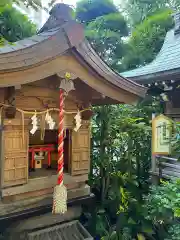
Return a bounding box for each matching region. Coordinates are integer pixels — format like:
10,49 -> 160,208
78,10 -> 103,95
4,86 -> 16,119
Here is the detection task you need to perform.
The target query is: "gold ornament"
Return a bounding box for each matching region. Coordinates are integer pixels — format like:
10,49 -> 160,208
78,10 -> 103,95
65,72 -> 71,80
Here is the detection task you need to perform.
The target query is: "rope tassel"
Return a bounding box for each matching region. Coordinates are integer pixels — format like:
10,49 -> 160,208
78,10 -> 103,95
52,89 -> 67,214
52,185 -> 67,214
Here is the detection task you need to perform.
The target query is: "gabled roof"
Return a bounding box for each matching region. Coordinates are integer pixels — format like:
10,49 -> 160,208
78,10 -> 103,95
121,28 -> 180,83
0,3 -> 146,102
72,40 -> 144,97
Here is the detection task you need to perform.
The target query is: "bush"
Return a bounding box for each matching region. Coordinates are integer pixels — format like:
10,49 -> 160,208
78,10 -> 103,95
122,9 -> 174,71
143,179 -> 180,239
0,5 -> 36,43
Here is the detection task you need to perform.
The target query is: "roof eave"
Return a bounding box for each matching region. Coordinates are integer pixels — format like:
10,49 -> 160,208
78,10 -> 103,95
72,42 -> 147,99
127,67 -> 180,84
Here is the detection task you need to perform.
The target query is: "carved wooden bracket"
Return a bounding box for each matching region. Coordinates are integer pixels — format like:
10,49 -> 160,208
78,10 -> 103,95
78,103 -> 93,120
5,86 -> 16,119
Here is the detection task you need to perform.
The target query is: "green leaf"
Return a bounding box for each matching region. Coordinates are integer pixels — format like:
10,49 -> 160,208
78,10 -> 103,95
137,234 -> 146,240
128,217 -> 136,224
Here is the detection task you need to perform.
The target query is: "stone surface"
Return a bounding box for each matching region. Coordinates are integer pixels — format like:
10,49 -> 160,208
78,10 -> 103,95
7,206 -> 82,232
0,184 -> 90,216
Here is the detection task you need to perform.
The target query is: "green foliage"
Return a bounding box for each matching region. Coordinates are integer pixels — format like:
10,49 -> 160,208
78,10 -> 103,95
76,0 -> 128,68
76,0 -> 118,23
122,0 -> 180,27
76,1 -> 175,73
0,5 -> 36,43
121,9 -> 174,71
84,104 -> 154,239
144,179 -> 180,220
76,2 -> 179,240
0,0 -> 42,11
81,100 -> 180,240
85,13 -> 128,66
170,122 -> 180,158
143,179 -> 180,239
165,224 -> 180,240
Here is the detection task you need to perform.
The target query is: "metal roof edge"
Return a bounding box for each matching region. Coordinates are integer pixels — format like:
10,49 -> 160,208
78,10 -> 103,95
127,67 -> 180,83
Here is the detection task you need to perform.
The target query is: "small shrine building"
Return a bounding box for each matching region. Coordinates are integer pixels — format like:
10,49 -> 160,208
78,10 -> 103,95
0,3 -> 146,238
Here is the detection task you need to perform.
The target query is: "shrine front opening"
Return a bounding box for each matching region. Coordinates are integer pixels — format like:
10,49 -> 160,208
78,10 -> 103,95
28,129 -> 71,179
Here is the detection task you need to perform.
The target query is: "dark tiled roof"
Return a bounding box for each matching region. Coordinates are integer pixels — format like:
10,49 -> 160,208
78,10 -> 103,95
21,221 -> 93,240
121,29 -> 180,82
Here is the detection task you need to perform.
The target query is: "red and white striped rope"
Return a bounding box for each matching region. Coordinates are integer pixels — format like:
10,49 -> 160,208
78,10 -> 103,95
57,89 -> 64,186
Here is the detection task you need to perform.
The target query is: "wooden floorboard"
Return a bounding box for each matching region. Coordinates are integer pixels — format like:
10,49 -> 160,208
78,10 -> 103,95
0,185 -> 90,216
29,168 -> 58,179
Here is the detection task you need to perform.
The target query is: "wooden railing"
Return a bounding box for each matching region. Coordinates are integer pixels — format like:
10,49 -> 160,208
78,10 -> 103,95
155,155 -> 180,179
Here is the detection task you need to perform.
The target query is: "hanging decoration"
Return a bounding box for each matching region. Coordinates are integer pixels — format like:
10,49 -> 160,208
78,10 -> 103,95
45,111 -> 55,130
21,112 -> 25,145
40,114 -> 46,141
0,102 -> 91,117
52,72 -> 75,215
52,88 -> 67,214
74,110 -> 82,132
30,112 -> 38,135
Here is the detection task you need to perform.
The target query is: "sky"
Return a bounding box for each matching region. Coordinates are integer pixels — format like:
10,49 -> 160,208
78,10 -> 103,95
15,0 -> 121,28
55,0 -> 120,8
40,0 -> 121,27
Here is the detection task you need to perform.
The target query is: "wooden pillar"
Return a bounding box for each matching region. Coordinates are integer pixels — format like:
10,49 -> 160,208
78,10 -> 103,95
151,113 -> 156,173
0,88 -> 5,191
0,108 -> 4,190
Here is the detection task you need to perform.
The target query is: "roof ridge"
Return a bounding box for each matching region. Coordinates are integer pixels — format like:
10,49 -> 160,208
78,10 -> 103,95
38,3 -> 73,34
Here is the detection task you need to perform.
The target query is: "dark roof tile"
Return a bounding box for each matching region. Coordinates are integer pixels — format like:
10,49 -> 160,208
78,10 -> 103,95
121,29 -> 180,81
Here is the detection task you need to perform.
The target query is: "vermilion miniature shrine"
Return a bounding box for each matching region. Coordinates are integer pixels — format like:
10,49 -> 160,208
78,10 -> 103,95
0,3 -> 146,238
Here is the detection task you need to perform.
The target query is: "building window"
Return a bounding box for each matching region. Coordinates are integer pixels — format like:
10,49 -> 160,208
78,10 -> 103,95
28,129 -> 71,179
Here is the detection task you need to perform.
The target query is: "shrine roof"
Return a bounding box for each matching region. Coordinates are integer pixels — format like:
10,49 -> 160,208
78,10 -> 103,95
0,28 -> 58,54
121,28 -> 180,83
0,3 -> 146,100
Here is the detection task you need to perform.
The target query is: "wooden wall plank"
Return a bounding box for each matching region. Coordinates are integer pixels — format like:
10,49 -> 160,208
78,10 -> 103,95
2,124 -> 29,188
1,82 -> 91,190
71,121 -> 90,176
